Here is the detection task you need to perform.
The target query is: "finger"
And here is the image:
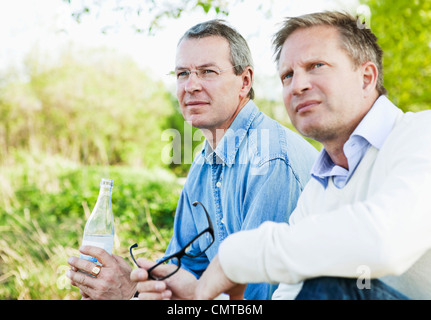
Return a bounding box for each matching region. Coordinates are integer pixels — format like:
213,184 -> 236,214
133,276 -> 171,300
138,289 -> 172,300
67,269 -> 98,293
136,258 -> 157,270
136,279 -> 166,293
68,256 -> 101,276
80,288 -> 91,300
130,267 -> 171,301
130,268 -> 150,282
136,258 -> 178,279
80,245 -> 113,266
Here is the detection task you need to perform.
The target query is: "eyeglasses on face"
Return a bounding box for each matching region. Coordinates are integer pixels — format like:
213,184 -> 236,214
168,65 -> 240,83
129,201 -> 214,281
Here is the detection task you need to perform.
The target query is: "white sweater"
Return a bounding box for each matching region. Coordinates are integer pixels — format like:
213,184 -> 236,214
219,109 -> 431,299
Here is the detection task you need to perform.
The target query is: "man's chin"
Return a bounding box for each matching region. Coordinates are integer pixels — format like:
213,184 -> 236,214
185,116 -> 206,129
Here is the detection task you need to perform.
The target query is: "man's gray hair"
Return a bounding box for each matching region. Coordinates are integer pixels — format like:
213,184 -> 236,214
179,19 -> 255,99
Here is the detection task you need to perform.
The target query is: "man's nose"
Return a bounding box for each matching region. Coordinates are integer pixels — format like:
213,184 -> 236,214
290,72 -> 312,96
184,72 -> 202,93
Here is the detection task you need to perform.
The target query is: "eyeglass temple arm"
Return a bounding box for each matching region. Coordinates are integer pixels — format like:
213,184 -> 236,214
192,201 -> 214,231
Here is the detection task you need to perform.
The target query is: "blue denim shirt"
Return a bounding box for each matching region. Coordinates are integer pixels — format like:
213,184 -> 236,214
164,100 -> 318,299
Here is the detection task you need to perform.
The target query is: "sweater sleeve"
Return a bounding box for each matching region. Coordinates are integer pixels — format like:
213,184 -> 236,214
218,111 -> 431,285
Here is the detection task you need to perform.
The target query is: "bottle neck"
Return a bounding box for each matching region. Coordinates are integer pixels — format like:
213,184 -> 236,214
98,185 -> 112,197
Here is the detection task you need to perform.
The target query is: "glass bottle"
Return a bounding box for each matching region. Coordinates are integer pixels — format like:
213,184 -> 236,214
80,178 -> 115,266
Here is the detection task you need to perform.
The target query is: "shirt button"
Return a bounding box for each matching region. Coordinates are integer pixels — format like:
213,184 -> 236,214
216,181 -> 222,188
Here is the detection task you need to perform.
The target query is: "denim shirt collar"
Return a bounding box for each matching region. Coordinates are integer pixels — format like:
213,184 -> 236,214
311,95 -> 402,188
202,100 -> 259,166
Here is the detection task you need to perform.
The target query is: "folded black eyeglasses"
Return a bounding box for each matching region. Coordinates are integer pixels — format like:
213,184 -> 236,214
129,201 -> 214,280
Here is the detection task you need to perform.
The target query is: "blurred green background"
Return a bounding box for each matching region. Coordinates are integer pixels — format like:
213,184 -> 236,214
0,0 -> 430,299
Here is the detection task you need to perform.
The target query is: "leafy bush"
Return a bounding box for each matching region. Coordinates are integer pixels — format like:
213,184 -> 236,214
0,47 -> 187,169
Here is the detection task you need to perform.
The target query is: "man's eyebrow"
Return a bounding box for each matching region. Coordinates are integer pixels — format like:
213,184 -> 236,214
175,63 -> 218,70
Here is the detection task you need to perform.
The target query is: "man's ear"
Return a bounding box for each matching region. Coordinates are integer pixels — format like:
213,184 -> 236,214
361,61 -> 378,98
239,66 -> 253,98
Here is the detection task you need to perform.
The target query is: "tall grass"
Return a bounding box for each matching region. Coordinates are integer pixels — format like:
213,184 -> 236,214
0,154 -> 181,299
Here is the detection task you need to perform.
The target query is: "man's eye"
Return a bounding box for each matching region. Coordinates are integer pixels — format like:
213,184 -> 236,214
313,63 -> 324,69
201,69 -> 217,75
282,73 -> 293,82
177,71 -> 189,78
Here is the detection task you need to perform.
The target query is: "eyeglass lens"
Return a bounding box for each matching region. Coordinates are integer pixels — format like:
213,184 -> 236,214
147,256 -> 180,281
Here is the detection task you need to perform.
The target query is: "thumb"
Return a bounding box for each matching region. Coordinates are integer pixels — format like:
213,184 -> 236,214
130,259 -> 154,283
137,258 -> 178,280
136,258 -> 157,270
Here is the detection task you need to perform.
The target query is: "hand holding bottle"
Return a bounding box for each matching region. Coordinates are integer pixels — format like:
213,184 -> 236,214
67,245 -> 137,300
67,178 -> 136,299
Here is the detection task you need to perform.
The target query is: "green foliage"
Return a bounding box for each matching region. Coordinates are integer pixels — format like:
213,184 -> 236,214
162,96 -> 206,176
364,0 -> 431,112
0,156 -> 181,299
0,47 -> 188,170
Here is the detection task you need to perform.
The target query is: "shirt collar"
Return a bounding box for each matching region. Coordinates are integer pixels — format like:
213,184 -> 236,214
311,95 -> 402,187
202,100 -> 259,166
350,95 -> 401,150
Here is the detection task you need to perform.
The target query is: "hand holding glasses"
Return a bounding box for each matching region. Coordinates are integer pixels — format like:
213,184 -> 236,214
130,201 -> 214,281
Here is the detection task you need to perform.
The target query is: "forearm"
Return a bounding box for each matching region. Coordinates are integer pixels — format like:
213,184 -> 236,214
219,194 -> 431,285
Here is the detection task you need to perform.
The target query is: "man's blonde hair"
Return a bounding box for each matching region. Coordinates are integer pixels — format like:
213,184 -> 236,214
273,11 -> 387,96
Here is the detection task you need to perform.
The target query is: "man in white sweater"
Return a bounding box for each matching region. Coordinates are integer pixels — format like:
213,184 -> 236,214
194,11 -> 431,300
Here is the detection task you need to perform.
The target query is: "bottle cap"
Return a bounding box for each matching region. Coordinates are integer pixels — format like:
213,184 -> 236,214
100,178 -> 113,187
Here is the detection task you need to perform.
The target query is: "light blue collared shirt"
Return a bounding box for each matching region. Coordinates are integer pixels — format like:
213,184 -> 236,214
311,96 -> 400,189
164,100 -> 318,300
